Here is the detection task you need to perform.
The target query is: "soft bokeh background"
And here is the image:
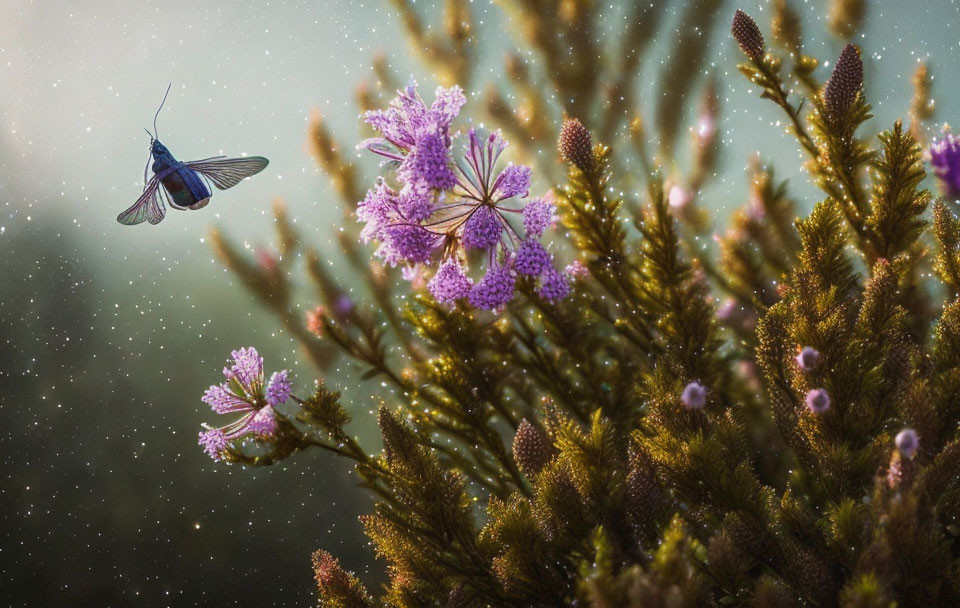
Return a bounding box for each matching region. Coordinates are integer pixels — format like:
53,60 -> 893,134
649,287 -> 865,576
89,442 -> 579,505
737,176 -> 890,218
0,0 -> 955,605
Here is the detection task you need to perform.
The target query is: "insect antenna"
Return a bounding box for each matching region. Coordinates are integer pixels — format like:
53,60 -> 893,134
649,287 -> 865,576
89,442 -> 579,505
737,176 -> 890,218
140,128 -> 154,189
152,83 -> 172,139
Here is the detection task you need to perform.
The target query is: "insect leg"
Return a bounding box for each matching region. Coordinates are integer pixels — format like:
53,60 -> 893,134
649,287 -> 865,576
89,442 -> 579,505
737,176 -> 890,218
159,185 -> 174,210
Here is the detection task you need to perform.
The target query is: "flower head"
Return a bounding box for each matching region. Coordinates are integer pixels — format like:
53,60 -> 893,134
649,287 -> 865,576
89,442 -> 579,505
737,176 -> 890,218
805,388 -> 830,414
515,239 -> 551,276
403,130 -> 457,190
539,267 -> 571,303
222,346 -> 263,389
681,381 -> 708,410
357,86 -> 572,310
247,405 -> 279,437
361,83 -> 465,190
266,370 -> 292,406
427,259 -> 473,303
468,263 -> 516,310
795,347 -> 821,372
895,428 -> 919,459
198,429 -> 228,461
382,223 -> 439,264
494,163 -> 532,199
522,197 -> 556,237
929,128 -> 960,199
461,205 -> 503,251
198,347 -> 290,461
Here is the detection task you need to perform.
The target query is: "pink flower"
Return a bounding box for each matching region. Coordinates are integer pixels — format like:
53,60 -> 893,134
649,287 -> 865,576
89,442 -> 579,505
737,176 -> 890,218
895,428 -> 918,459
795,347 -> 820,372
681,381 -> 707,410
805,389 -> 830,414
357,85 -> 572,309
306,306 -> 326,337
198,347 -> 291,462
668,184 -> 692,210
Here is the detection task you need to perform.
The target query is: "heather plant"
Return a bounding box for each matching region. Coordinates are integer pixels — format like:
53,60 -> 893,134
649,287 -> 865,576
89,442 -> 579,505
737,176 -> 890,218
195,2 -> 960,606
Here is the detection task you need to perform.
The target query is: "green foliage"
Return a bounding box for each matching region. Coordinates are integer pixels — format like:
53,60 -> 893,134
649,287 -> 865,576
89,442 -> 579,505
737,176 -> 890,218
208,6 -> 960,607
558,145 -> 629,291
934,200 -> 960,294
866,120 -> 930,259
808,88 -> 875,245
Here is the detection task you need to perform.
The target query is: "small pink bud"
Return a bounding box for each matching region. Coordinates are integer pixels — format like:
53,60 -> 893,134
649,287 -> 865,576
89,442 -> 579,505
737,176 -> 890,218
306,305 -> 326,337
805,388 -> 830,414
563,259 -> 590,280
668,184 -> 693,210
795,347 -> 820,371
681,381 -> 708,410
895,428 -> 919,459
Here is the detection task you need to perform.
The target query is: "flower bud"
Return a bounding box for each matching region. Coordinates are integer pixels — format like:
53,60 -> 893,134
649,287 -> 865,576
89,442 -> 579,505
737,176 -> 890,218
805,388 -> 830,414
895,428 -> 918,459
731,10 -> 765,62
558,118 -> 594,172
512,418 -> 554,476
681,381 -> 708,410
823,44 -> 863,117
627,466 -> 665,516
795,346 -> 820,371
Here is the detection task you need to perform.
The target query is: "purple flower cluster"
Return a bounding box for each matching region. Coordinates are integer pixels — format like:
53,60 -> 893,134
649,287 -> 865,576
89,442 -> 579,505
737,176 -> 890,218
930,128 -> 960,200
198,347 -> 291,461
357,83 -> 575,310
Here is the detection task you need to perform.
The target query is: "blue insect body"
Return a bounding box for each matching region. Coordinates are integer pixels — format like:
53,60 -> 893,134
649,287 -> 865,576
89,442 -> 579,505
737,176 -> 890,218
149,140 -> 212,211
117,85 -> 269,226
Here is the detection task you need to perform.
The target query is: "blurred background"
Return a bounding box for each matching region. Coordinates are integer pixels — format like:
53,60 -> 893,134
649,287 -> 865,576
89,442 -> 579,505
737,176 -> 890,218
0,0 -> 955,605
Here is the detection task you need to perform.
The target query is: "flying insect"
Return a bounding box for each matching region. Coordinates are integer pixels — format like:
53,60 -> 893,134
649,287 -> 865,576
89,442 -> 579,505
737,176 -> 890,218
117,84 -> 269,225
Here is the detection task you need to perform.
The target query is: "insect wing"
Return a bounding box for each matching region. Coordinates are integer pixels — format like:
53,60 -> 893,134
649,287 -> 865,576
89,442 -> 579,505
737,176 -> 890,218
185,156 -> 269,190
117,177 -> 166,225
